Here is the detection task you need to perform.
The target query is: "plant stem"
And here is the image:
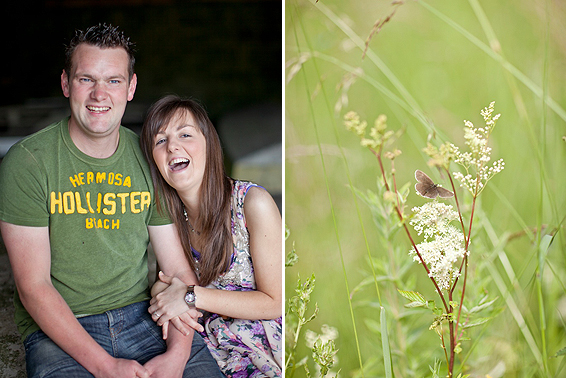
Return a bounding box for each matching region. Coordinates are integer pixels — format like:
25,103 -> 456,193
448,292 -> 455,377
446,169 -> 467,241
371,147 -> 449,312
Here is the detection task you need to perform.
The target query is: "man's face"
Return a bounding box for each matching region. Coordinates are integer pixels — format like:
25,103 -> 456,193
61,44 -> 137,140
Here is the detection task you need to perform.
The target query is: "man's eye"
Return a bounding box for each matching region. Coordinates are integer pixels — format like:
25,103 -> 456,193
110,80 -> 121,84
79,78 -> 92,83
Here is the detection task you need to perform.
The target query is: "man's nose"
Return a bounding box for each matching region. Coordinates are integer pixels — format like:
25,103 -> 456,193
91,82 -> 108,101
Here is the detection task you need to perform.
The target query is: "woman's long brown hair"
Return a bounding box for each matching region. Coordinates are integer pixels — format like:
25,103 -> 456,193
141,95 -> 232,286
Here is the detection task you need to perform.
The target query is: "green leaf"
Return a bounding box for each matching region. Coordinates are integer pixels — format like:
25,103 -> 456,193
538,234 -> 554,275
468,297 -> 498,314
554,347 -> 566,358
397,289 -> 427,307
285,242 -> 299,267
462,317 -> 490,329
404,301 -> 427,308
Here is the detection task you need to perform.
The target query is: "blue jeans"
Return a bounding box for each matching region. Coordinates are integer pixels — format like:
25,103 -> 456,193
24,301 -> 224,378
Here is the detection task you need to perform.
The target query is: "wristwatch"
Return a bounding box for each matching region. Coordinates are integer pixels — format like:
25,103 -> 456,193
184,285 -> 197,309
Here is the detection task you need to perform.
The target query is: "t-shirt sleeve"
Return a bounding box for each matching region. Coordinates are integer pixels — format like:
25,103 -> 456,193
147,191 -> 173,226
0,143 -> 50,227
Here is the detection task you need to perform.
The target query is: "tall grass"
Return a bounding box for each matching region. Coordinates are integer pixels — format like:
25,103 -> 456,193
285,0 -> 566,376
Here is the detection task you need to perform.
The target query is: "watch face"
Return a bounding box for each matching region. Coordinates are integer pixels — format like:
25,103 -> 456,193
185,292 -> 196,304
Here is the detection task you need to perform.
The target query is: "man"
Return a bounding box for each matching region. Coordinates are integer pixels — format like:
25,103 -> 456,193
0,24 -> 223,378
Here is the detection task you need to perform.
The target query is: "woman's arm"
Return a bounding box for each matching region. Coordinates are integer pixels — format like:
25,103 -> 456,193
149,186 -> 282,322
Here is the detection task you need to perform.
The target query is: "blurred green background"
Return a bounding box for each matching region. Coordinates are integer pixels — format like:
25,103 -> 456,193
285,0 -> 565,377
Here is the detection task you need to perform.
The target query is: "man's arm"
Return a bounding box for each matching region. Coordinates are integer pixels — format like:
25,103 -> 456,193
144,224 -> 198,377
0,221 -> 149,378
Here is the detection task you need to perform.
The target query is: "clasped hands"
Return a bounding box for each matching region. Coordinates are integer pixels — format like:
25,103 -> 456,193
148,271 -> 203,339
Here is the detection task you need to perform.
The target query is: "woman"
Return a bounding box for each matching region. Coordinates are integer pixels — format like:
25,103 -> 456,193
140,95 -> 282,378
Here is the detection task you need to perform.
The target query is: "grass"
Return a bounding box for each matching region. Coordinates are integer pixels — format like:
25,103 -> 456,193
285,0 -> 566,376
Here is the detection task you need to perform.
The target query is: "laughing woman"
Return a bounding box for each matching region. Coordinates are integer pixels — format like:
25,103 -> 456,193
140,95 -> 282,377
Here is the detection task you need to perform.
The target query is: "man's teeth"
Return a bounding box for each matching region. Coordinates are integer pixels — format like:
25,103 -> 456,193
87,106 -> 110,112
169,158 -> 189,166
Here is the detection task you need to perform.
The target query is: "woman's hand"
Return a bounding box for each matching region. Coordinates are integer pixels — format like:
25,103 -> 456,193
148,272 -> 204,338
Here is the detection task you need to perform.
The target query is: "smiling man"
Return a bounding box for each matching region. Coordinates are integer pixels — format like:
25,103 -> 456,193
0,24 -> 223,378
63,42 -> 137,157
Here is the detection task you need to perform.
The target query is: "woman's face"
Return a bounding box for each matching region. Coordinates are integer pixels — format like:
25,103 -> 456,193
152,110 -> 207,195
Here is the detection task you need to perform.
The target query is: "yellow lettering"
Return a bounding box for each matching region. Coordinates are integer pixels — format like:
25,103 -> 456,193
86,218 -> 94,229
87,172 -> 94,185
50,192 -> 63,214
140,192 -> 151,212
130,192 -> 141,214
74,192 -> 88,214
103,193 -> 116,215
114,173 -> 123,186
69,175 -> 81,188
85,192 -> 95,213
97,193 -> 102,213
63,192 -> 75,214
85,217 -> 119,230
116,193 -> 129,214
108,172 -> 115,185
96,172 -> 106,183
123,176 -> 131,188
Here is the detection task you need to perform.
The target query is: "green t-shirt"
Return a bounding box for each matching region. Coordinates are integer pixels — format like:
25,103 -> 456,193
0,118 -> 170,339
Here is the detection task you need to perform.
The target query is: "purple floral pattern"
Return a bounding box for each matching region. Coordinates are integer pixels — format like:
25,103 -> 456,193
198,180 -> 282,377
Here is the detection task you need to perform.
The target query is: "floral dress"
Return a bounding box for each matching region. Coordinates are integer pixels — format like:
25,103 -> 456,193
193,180 -> 282,378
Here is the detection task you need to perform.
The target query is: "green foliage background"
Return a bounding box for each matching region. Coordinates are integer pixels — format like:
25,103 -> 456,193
285,0 -> 566,376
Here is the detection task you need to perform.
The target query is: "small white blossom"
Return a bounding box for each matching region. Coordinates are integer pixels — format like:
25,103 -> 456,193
305,324 -> 339,349
409,202 -> 467,291
452,102 -> 504,195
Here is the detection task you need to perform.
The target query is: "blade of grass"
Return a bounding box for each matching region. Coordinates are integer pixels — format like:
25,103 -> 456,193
307,0 -> 435,134
534,2 -> 552,374
463,5 -> 557,371
419,0 -> 566,122
431,0 -> 559,240
380,306 -> 393,378
480,209 -> 545,370
289,1 -> 365,374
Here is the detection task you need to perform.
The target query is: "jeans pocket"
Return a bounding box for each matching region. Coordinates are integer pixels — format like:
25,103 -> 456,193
23,330 -> 46,353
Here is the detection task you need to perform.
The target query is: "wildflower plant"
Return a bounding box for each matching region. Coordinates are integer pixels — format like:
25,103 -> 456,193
345,102 -> 504,377
285,227 -> 339,378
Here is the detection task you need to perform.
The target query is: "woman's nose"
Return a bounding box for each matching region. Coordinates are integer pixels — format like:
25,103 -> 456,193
167,139 -> 180,152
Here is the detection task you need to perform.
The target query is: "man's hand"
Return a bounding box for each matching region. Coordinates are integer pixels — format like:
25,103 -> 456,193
95,358 -> 149,378
144,352 -> 186,378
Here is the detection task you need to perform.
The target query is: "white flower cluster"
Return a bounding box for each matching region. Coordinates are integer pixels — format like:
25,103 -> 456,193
305,324 -> 339,349
409,202 -> 467,291
451,102 -> 505,194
